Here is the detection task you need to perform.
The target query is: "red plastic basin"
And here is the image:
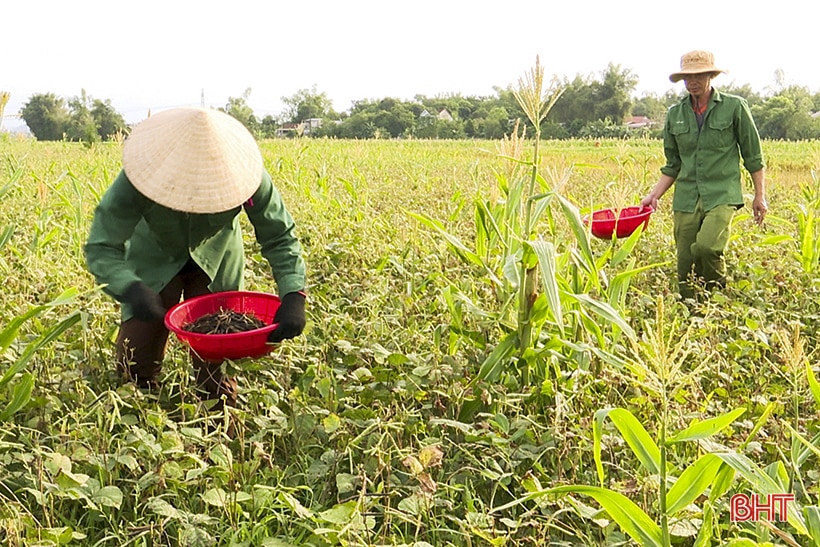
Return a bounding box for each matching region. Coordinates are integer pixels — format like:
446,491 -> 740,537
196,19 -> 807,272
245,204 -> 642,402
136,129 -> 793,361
165,291 -> 281,362
585,206 -> 653,239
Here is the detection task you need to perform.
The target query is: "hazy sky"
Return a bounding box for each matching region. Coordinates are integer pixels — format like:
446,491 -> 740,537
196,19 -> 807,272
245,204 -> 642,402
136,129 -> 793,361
3,0 -> 819,128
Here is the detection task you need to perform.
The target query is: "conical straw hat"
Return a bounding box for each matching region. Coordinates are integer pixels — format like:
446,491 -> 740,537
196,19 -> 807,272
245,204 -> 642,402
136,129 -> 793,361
122,107 -> 263,213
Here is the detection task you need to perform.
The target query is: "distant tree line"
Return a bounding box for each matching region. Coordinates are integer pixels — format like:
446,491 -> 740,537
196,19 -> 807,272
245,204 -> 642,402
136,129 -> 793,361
19,91 -> 127,144
16,65 -> 820,143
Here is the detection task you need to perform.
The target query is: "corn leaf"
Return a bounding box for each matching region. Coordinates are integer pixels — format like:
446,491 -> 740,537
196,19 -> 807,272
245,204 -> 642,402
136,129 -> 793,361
709,462 -> 736,501
608,261 -> 670,310
665,454 -> 723,515
408,212 -> 503,286
556,193 -> 598,284
0,372 -> 34,421
474,331 -> 517,383
611,222 -> 644,268
548,485 -> 663,547
566,293 -> 635,340
594,407 -> 660,483
526,240 -> 563,333
667,408 -> 746,444
490,484 -> 663,547
804,506 -> 820,547
783,422 -> 820,465
0,287 -> 80,354
715,451 -> 807,535
807,361 -> 820,408
0,224 -> 13,252
0,311 -> 82,389
693,502 -> 714,547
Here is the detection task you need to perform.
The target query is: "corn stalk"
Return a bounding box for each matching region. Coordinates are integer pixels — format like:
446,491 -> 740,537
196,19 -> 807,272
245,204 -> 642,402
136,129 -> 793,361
512,56 -> 564,355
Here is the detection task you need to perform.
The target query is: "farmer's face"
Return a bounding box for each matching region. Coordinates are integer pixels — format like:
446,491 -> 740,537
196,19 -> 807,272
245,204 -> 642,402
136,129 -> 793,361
684,73 -> 713,97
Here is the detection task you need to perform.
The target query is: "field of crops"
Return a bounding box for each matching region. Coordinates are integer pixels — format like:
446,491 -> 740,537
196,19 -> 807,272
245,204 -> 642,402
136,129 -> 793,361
1,133 -> 820,546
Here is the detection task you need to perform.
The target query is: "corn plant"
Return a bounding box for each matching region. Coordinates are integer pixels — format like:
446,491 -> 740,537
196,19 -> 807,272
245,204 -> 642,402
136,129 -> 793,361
0,288 -> 83,421
767,325 -> 820,546
786,169 -> 820,273
411,58 -> 640,394
491,297 -> 820,545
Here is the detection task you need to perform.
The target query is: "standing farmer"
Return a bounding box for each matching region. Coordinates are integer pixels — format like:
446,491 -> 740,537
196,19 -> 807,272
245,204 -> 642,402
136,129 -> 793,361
85,107 -> 307,407
641,50 -> 767,300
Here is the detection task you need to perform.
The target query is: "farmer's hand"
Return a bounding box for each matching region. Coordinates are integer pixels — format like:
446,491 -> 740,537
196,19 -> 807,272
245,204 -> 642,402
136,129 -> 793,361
268,292 -> 306,343
752,194 -> 768,226
122,281 -> 166,321
640,193 -> 658,211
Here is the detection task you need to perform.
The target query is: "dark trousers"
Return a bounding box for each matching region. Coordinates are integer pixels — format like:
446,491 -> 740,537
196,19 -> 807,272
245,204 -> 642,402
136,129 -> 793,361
115,262 -> 237,406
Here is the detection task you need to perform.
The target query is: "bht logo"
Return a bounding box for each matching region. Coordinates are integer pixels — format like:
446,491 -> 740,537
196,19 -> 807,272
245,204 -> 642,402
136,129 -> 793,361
730,493 -> 794,522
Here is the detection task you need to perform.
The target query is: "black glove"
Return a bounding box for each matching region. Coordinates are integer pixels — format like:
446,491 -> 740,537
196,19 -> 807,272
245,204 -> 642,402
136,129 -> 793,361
268,292 -> 306,343
122,281 -> 166,321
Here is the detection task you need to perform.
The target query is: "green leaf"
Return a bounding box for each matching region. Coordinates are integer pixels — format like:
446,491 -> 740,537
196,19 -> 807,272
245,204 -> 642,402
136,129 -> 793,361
0,291 -> 69,353
594,407 -> 660,484
549,485 -> 663,547
92,486 -> 123,509
568,293 -> 636,340
667,408 -> 746,444
611,222 -> 644,267
666,454 -> 723,514
715,451 -> 807,535
556,194 -> 598,285
201,487 -> 228,507
783,422 -> 820,464
208,443 -> 233,469
278,491 -> 314,519
318,500 -> 356,525
474,331 -> 517,383
322,413 -> 342,434
807,362 -> 820,408
693,502 -> 714,547
0,372 -> 34,421
741,400 -> 776,450
804,506 -> 820,547
709,463 -> 736,501
0,224 -> 13,252
147,497 -> 182,520
1,311 -> 82,389
408,211 -> 502,286
608,261 -> 670,309
526,240 -> 563,332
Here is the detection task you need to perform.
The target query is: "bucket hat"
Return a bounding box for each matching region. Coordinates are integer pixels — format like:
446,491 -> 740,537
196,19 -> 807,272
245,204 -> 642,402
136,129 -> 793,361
122,107 -> 263,214
669,50 -> 726,83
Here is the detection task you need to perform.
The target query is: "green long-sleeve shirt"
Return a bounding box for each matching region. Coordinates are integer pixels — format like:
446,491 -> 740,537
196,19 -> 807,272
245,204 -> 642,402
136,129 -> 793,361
661,89 -> 765,213
85,169 -> 306,321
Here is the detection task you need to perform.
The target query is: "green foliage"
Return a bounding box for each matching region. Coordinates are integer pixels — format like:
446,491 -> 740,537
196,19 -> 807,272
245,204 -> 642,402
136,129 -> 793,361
2,131 -> 820,545
20,92 -> 72,141
281,85 -> 337,123
220,88 -> 259,136
20,91 -> 126,143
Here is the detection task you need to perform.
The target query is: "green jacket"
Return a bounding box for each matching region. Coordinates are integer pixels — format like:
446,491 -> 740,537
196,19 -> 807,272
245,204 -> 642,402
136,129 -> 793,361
661,89 -> 765,213
85,169 -> 306,320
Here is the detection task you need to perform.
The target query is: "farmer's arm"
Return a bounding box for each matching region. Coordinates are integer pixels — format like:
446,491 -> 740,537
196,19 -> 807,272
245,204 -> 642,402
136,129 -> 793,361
735,98 -> 767,225
641,174 -> 676,210
642,112 -> 681,209
84,171 -> 151,299
244,172 -> 307,296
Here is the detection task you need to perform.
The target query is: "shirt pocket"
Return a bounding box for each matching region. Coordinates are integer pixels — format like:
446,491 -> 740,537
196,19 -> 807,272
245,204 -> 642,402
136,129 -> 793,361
668,118 -> 695,151
706,115 -> 735,149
